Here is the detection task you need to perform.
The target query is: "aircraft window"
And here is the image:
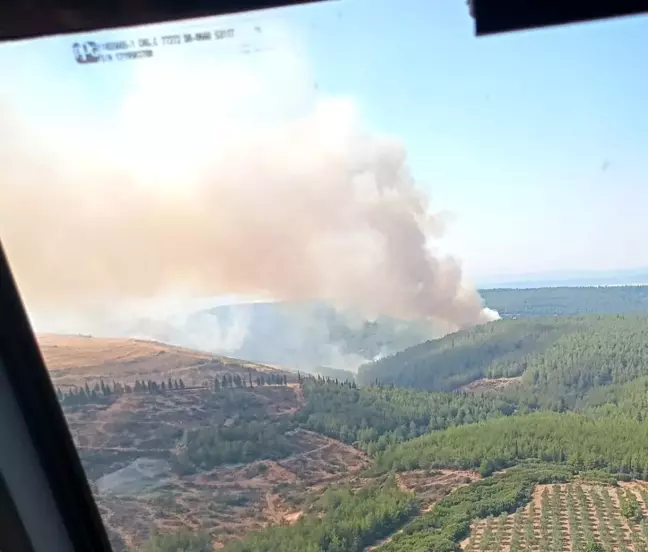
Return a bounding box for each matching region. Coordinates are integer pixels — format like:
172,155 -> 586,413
1,1 -> 648,551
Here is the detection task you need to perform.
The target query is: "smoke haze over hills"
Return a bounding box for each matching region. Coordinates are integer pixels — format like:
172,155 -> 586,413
0,28 -> 497,359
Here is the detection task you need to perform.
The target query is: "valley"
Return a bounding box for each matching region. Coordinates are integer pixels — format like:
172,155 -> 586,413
40,286 -> 648,552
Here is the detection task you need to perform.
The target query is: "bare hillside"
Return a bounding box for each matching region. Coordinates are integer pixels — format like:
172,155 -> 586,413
38,334 -> 291,387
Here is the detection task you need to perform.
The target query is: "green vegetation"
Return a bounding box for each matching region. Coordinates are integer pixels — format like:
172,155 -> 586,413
621,488 -> 643,521
359,315 -> 648,410
58,373 -> 290,407
378,464 -> 574,552
481,285 -> 648,318
314,365 -> 356,382
297,380 -> 516,453
173,418 -> 298,473
56,379 -> 136,405
372,410 -> 648,478
222,478 -> 418,552
512,315 -> 648,410
89,294 -> 648,552
356,317 -> 574,391
460,481 -> 648,552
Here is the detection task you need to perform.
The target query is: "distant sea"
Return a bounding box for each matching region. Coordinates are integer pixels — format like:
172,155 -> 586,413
478,267 -> 648,289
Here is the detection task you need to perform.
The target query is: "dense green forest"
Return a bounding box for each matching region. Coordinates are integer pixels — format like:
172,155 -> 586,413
297,381 -> 516,453
481,285 -> 648,317
358,315 -> 648,409
372,410 -> 648,479
356,318 -> 573,390
173,418 -> 298,473
223,479 -> 417,552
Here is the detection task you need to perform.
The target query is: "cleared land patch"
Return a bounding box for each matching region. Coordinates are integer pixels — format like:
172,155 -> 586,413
97,432 -> 369,550
460,377 -> 522,393
60,382 -> 366,550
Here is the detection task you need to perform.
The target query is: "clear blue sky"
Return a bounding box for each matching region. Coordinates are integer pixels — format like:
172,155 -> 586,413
1,0 -> 647,285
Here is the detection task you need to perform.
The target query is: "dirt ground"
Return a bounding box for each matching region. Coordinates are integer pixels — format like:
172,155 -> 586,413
396,468 -> 480,511
40,334 -> 288,389
97,429 -> 369,550
364,469 -> 481,551
462,480 -> 648,552
53,349 -> 364,551
65,386 -> 303,478
460,377 -> 522,393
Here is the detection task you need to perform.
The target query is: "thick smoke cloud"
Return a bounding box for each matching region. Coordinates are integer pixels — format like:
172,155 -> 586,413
0,45 -> 497,333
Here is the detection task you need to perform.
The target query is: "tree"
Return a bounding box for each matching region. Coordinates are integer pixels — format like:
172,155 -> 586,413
480,459 -> 495,477
584,541 -> 606,552
621,498 -> 642,521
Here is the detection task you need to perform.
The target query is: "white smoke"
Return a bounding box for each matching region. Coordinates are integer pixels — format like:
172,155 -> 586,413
0,23 -> 499,342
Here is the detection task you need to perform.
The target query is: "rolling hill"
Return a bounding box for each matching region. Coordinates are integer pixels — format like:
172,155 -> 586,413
45,316 -> 648,552
120,300 -> 433,373
480,285 -> 648,318
49,287 -> 648,383
356,318 -> 569,391
39,334 -> 291,389
357,315 -> 648,409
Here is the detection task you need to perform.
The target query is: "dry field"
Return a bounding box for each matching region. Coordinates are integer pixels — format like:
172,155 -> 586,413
39,334 -> 289,388
463,481 -> 648,552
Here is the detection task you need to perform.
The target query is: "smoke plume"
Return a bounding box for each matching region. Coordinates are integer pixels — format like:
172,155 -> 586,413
0,48 -> 497,333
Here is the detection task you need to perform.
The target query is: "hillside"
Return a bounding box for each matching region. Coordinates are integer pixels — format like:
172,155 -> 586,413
45,318 -> 648,552
113,301 -> 433,373
481,285 -> 648,318
357,315 -> 648,409
59,288 -> 648,380
46,334 -> 504,551
40,334 -> 291,389
356,318 -> 571,391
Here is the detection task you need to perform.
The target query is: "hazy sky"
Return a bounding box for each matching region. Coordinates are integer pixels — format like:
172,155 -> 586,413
1,0 -> 647,286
